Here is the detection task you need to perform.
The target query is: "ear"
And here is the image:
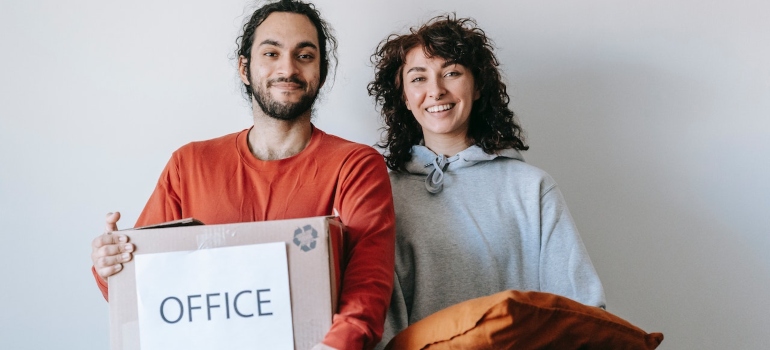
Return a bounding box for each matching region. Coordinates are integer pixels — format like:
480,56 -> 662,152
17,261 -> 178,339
474,87 -> 481,101
238,55 -> 250,85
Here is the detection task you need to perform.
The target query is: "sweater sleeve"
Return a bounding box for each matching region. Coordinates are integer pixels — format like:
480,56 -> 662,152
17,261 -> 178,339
134,152 -> 184,227
92,265 -> 109,301
322,150 -> 396,350
91,153 -> 184,301
538,180 -> 606,308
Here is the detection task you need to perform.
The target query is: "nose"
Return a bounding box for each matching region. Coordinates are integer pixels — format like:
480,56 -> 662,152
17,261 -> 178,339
428,78 -> 446,100
276,55 -> 300,77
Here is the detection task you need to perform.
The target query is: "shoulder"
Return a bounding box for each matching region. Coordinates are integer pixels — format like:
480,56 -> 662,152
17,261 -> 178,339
174,130 -> 243,155
489,156 -> 555,184
510,160 -> 561,197
314,128 -> 383,161
388,168 -> 419,183
169,130 -> 245,165
459,155 -> 562,198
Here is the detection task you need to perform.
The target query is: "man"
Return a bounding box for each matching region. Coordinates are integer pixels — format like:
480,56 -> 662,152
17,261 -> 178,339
89,1 -> 395,349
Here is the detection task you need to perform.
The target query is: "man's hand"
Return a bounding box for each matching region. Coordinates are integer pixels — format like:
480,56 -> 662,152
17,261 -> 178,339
91,212 -> 134,282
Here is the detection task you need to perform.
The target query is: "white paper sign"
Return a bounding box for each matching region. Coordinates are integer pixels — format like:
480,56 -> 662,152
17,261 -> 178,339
134,242 -> 294,350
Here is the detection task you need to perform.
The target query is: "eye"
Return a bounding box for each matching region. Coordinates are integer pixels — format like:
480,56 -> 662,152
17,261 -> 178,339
410,77 -> 425,83
263,51 -> 277,57
445,71 -> 461,77
298,53 -> 315,60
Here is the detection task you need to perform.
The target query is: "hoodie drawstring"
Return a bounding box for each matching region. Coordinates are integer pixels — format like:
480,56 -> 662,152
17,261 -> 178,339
426,155 -> 451,194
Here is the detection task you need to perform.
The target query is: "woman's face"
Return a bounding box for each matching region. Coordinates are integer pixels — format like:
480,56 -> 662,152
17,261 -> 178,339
402,47 -> 480,145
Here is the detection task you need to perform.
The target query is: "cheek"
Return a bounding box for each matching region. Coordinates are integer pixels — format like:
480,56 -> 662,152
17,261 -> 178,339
251,59 -> 274,79
457,80 -> 476,101
403,89 -> 421,111
311,72 -> 322,89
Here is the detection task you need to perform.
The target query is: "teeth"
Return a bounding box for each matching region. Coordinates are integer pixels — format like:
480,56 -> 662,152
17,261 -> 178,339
426,104 -> 454,113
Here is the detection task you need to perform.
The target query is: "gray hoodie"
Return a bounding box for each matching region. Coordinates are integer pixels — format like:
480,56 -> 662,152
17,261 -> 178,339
379,144 -> 606,347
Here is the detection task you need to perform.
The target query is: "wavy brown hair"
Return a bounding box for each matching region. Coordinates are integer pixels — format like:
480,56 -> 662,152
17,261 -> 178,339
368,14 -> 528,172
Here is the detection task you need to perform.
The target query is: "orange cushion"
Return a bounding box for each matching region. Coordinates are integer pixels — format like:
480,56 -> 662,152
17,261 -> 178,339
384,290 -> 663,350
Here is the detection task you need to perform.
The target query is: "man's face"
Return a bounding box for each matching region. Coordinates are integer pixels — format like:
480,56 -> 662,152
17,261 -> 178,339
239,12 -> 322,121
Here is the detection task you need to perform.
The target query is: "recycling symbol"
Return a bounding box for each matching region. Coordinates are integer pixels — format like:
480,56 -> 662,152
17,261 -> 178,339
293,225 -> 318,252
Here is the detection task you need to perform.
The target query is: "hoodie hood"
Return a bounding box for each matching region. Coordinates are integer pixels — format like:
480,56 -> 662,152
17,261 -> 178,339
405,144 -> 524,194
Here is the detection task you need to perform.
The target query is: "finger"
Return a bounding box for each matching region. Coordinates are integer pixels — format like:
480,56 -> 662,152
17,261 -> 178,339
95,263 -> 123,280
94,250 -> 133,268
105,211 -> 121,233
92,244 -> 134,267
92,233 -> 128,249
96,242 -> 134,258
91,239 -> 134,272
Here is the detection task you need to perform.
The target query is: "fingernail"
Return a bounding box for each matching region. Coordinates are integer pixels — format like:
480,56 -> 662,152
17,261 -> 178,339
125,244 -> 133,252
119,236 -> 127,243
115,264 -> 123,271
121,253 -> 131,261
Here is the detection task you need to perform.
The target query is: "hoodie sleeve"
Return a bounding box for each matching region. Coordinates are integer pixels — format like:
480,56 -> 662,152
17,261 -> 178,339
538,177 -> 606,308
376,272 -> 410,349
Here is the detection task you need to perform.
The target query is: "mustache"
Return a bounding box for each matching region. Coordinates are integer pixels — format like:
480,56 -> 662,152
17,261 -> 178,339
267,76 -> 307,89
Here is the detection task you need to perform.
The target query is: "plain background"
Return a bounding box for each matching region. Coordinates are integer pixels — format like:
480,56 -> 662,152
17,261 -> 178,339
1,0 -> 768,349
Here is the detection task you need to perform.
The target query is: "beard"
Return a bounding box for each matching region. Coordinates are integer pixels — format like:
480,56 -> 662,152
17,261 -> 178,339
251,75 -> 319,121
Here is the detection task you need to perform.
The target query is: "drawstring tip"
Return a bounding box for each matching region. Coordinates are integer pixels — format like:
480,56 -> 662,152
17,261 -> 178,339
425,181 -> 443,194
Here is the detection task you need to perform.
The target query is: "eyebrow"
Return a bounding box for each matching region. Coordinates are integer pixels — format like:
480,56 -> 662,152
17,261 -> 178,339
259,39 -> 282,48
405,60 -> 458,74
405,67 -> 426,74
296,41 -> 318,51
258,39 -> 318,51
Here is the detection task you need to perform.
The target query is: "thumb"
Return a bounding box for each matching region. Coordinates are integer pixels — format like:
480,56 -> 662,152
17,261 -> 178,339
105,211 -> 121,233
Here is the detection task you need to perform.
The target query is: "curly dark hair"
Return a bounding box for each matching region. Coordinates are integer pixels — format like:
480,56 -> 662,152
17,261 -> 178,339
368,14 -> 528,172
235,0 -> 338,100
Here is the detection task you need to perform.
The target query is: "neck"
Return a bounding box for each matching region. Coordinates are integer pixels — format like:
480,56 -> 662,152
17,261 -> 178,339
423,134 -> 472,157
248,107 -> 313,161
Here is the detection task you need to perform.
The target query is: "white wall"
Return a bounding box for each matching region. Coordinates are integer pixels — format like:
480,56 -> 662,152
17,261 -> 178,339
1,0 -> 768,349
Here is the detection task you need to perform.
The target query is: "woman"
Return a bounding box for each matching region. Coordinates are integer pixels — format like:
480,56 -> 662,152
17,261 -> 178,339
368,15 -> 606,345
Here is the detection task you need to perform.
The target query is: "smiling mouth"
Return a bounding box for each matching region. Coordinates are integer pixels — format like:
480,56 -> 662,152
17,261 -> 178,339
271,82 -> 302,90
426,104 -> 455,113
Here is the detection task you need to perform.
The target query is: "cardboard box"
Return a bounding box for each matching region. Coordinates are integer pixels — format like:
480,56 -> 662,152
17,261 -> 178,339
109,216 -> 344,350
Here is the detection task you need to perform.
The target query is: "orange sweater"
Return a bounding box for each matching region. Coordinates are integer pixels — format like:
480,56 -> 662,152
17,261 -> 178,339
93,127 -> 395,350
